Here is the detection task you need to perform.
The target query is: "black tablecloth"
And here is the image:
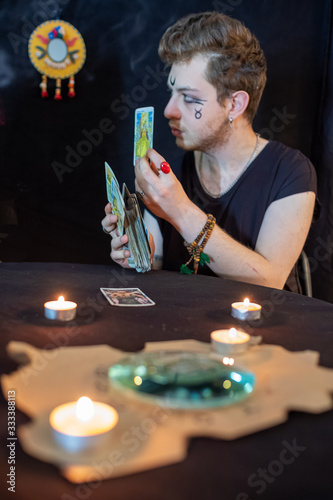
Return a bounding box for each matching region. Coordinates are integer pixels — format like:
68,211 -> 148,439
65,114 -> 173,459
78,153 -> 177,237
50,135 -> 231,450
1,262 -> 333,500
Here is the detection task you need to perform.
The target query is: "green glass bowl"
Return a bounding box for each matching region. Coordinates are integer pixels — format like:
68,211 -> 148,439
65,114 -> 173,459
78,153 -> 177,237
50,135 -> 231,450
108,351 -> 255,409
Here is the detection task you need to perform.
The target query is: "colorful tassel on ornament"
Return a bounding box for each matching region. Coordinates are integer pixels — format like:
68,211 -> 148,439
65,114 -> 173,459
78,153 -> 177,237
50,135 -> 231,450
68,75 -> 75,97
40,75 -> 48,98
54,78 -> 62,100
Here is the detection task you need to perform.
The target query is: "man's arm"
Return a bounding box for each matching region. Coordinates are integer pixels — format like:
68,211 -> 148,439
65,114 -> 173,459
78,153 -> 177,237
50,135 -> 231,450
199,192 -> 315,288
135,150 -> 315,289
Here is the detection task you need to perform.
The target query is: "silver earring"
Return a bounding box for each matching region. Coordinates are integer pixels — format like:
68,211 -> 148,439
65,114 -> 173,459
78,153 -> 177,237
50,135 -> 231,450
229,117 -> 233,129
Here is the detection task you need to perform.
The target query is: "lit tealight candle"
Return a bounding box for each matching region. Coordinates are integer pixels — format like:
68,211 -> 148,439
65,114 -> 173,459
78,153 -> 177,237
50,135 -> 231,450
49,396 -> 118,453
231,298 -> 262,321
44,296 -> 77,321
211,328 -> 251,355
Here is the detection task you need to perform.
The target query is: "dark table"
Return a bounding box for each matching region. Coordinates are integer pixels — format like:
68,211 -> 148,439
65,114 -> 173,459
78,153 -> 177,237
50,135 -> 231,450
1,262 -> 333,500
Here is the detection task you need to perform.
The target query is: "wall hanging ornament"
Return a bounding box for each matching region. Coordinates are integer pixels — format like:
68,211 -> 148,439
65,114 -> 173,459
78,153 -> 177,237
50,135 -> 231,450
28,19 -> 86,100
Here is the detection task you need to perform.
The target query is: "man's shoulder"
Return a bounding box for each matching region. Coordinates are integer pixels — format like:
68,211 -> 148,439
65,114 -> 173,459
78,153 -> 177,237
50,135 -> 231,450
263,140 -> 311,165
180,142 -> 310,165
261,141 -> 317,196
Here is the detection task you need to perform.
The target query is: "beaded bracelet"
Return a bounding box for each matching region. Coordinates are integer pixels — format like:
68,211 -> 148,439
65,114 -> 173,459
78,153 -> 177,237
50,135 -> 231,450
180,214 -> 216,274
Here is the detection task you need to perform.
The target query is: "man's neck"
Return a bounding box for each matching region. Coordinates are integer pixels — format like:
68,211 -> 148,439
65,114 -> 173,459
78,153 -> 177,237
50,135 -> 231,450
196,123 -> 267,198
203,123 -> 259,173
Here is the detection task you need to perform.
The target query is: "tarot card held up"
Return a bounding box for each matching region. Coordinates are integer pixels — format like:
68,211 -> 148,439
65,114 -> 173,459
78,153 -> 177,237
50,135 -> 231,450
133,106 -> 154,165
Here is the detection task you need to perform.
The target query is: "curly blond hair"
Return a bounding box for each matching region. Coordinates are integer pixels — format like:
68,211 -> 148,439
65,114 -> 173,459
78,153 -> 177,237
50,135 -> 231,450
159,11 -> 267,122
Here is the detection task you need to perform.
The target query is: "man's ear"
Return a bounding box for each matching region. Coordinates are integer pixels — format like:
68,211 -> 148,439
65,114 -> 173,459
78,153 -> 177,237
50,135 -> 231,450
228,91 -> 250,120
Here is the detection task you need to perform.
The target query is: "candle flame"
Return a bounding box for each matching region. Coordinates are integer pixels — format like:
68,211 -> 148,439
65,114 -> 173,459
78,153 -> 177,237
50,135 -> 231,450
228,328 -> 238,338
58,296 -> 65,302
222,356 -> 235,366
243,298 -> 250,307
76,397 -> 94,422
134,376 -> 143,386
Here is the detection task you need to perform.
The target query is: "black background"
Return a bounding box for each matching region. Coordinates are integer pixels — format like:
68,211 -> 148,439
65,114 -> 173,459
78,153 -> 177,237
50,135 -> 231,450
0,0 -> 332,302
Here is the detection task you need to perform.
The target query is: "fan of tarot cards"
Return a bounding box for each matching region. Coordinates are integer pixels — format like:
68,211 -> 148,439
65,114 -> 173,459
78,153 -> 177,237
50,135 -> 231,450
105,106 -> 154,272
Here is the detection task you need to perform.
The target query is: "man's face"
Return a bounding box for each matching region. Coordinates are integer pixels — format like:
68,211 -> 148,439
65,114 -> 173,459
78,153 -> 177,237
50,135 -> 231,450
164,54 -> 230,152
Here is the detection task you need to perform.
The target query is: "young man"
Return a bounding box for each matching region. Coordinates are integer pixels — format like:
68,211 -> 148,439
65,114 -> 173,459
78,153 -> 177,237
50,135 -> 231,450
102,12 -> 316,292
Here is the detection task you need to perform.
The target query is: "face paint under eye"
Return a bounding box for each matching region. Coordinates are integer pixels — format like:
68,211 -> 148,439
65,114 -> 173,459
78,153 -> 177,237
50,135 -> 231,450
195,108 -> 202,119
184,95 -> 207,105
170,76 -> 175,86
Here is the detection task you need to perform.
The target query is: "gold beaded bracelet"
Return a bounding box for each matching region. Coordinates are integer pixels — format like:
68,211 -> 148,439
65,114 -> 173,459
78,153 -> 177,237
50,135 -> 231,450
180,214 -> 216,275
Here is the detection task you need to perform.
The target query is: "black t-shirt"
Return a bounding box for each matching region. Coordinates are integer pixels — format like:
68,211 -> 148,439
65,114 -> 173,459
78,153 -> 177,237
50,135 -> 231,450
160,141 -> 317,292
